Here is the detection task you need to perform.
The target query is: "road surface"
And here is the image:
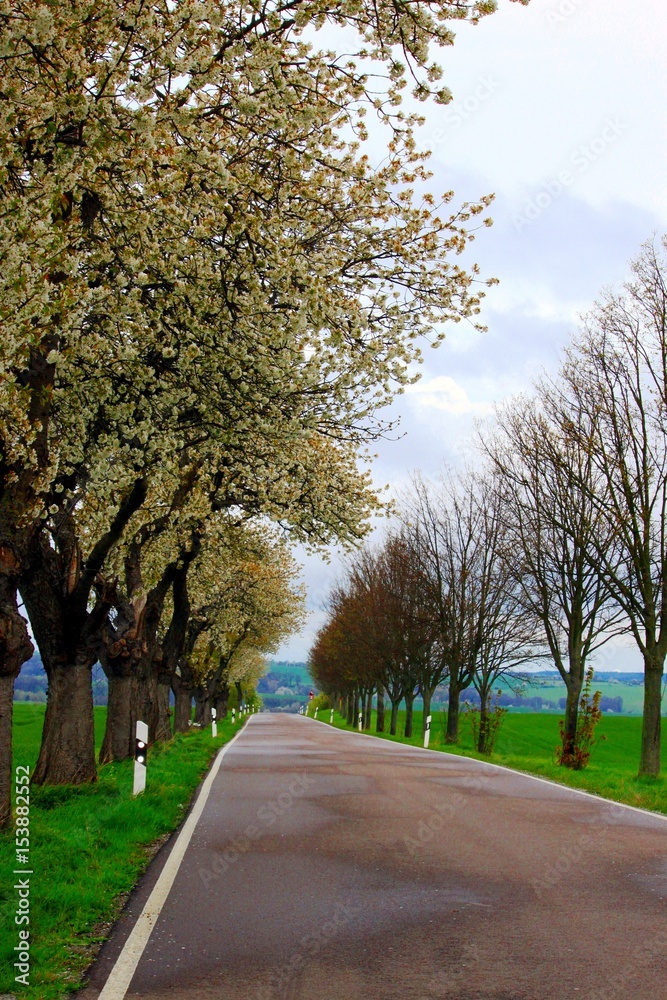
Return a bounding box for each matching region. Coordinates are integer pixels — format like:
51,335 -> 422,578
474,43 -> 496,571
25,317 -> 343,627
83,714 -> 667,1000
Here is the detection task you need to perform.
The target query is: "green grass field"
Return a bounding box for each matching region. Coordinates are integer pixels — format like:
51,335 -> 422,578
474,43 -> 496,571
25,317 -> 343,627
516,678 -> 650,715
1,704 -> 244,999
317,707 -> 667,816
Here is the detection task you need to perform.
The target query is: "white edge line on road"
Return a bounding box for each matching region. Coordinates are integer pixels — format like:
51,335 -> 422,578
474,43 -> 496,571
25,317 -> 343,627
298,714 -> 667,825
97,720 -> 252,1000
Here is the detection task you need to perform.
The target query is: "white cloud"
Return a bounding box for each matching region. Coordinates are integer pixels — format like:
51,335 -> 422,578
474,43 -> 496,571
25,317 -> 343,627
418,0 -> 667,223
405,375 -> 494,416
486,281 -> 589,325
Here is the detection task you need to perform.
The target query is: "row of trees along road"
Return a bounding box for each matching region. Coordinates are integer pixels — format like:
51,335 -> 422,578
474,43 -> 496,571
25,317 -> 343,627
0,0 -> 524,827
310,239 -> 667,778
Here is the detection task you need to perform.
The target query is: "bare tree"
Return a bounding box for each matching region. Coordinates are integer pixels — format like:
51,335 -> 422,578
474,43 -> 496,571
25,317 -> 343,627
483,394 -> 626,763
349,540 -> 423,737
552,238 -> 667,777
468,473 -> 542,753
404,471 -> 498,744
310,574 -> 383,731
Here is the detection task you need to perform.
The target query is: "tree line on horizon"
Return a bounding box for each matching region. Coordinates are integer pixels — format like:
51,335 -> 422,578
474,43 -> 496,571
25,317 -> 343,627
310,238 -> 667,776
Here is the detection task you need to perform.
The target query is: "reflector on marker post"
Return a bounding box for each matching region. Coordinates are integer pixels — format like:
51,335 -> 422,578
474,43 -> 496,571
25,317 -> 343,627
133,721 -> 148,796
211,706 -> 217,739
424,714 -> 432,749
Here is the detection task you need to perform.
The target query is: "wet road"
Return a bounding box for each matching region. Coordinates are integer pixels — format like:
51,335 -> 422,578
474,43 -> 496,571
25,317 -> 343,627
84,714 -> 667,1000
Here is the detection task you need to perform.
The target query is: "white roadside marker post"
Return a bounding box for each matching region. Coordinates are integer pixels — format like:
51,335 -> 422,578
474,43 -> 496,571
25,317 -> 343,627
330,708 -> 334,724
314,707 -> 318,720
358,711 -> 362,732
424,714 -> 432,749
232,707 -> 236,724
211,707 -> 217,739
133,721 -> 148,796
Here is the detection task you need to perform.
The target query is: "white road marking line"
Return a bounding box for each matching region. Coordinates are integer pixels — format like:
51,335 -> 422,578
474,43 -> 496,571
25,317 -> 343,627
97,722 -> 251,1000
300,714 -> 667,825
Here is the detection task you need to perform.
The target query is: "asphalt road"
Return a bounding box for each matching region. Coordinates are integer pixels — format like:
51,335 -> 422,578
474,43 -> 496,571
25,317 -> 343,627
83,714 -> 667,1000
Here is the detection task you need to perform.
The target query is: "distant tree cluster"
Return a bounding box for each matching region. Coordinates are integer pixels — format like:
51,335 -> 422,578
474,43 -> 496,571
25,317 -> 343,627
309,472 -> 538,755
311,238 -> 667,778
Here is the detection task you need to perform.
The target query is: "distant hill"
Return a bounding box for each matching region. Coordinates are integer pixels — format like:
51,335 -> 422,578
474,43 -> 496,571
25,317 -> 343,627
527,670 -> 646,685
14,655 -> 108,705
13,655 -> 310,708
266,661 -> 310,681
257,661 -> 313,712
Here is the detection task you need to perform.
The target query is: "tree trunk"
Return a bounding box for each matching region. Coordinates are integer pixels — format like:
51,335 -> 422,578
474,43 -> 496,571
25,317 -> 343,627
376,687 -> 385,734
99,673 -> 134,764
478,688 -> 490,754
390,697 -> 400,736
131,648 -> 161,742
20,551 -> 101,785
404,692 -> 414,738
172,671 -> 193,733
346,693 -> 354,726
0,675 -> 16,830
363,689 -> 372,730
640,654 -> 664,777
194,688 -> 211,726
352,689 -> 360,726
23,479 -> 148,782
155,679 -> 172,742
446,683 -> 461,744
32,660 -> 96,785
0,569 -> 34,829
98,628 -> 144,763
157,548 -> 198,742
560,671 -> 584,765
213,683 -> 229,720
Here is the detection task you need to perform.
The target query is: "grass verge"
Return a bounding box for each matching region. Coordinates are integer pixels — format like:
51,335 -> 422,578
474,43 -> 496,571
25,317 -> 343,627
1,704 -> 244,998
315,707 -> 667,817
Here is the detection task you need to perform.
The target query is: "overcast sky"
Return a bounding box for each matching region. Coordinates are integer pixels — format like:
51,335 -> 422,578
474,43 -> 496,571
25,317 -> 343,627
275,0 -> 667,667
